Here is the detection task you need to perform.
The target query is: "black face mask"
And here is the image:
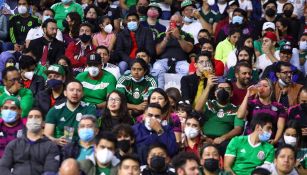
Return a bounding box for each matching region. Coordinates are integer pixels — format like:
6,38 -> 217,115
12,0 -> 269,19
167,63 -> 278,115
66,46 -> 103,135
98,2 -> 109,9
117,140 -> 131,153
301,103 -> 307,112
138,6 -> 148,15
216,88 -> 230,105
150,156 -> 166,172
79,34 -> 91,43
284,10 -> 293,18
203,158 -> 219,172
198,38 -> 208,46
265,8 -> 276,17
62,20 -> 69,29
86,18 -> 97,24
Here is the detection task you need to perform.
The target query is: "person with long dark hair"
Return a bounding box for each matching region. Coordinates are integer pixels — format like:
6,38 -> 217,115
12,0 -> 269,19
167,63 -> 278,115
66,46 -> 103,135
62,12 -> 82,46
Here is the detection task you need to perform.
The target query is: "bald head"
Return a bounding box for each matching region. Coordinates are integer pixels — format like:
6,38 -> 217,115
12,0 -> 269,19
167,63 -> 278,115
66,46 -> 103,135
58,158 -> 80,175
170,14 -> 183,25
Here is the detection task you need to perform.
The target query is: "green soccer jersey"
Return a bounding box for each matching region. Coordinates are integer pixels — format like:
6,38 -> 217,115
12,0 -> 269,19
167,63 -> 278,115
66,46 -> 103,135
225,135 -> 274,175
76,70 -> 117,105
116,74 -> 157,105
199,9 -> 220,25
202,100 -> 244,137
45,101 -> 96,140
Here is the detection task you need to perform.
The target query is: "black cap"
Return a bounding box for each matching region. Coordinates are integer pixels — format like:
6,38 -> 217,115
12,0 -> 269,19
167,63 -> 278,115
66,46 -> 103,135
280,44 -> 292,54
87,53 -> 102,65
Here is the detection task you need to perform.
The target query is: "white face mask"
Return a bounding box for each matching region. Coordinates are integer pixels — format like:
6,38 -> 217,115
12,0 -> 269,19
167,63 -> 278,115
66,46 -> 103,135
88,66 -> 100,77
104,24 -> 113,34
24,71 -> 34,80
18,5 -> 28,14
42,15 -> 52,23
299,41 -> 307,51
26,118 -> 42,133
184,127 -> 199,139
96,148 -> 114,164
284,135 -> 297,147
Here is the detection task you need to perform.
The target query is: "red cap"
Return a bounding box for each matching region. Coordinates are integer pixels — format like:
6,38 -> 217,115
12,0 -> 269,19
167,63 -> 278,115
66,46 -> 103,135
263,31 -> 277,42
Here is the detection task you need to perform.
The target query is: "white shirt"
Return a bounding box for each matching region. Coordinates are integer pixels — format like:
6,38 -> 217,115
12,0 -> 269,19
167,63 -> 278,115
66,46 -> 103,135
276,1 -> 288,14
25,26 -> 63,42
239,0 -> 253,11
181,20 -> 202,44
256,51 -> 280,75
104,63 -> 121,80
226,49 -> 238,69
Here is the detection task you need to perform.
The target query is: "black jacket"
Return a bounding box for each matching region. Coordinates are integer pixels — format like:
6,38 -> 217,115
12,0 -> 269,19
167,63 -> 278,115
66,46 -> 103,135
28,74 -> 45,97
35,88 -> 66,115
115,26 -> 155,65
0,135 -> 60,175
28,36 -> 65,65
180,73 -> 208,104
61,140 -> 81,160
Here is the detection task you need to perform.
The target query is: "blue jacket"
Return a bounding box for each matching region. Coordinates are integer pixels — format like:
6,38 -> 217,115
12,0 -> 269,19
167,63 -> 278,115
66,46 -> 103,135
132,123 -> 179,165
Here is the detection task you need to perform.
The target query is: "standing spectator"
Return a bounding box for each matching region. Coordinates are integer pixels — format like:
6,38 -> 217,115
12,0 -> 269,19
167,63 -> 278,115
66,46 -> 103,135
92,16 -> 116,51
152,14 -> 194,89
51,0 -> 83,31
0,97 -> 25,158
0,66 -> 33,118
0,108 -> 60,175
117,155 -> 141,175
35,64 -> 66,115
28,18 -> 65,66
9,0 -> 40,52
237,78 -> 287,145
25,8 -> 63,48
224,114 -> 275,175
65,22 -> 96,74
172,152 -> 200,175
96,46 -> 120,80
115,12 -> 155,74
44,80 -> 96,146
76,53 -> 117,109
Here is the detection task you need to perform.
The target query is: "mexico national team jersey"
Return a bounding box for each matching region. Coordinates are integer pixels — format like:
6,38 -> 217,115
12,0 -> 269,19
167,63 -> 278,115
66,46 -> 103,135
45,102 -> 96,140
225,135 -> 274,175
76,70 -> 117,105
116,74 -> 157,105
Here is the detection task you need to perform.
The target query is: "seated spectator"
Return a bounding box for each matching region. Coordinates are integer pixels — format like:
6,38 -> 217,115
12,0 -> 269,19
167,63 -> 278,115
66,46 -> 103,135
9,0 -> 40,52
140,143 -> 176,174
0,52 -> 16,83
215,26 -> 241,64
56,55 -> 74,83
195,79 -> 244,155
176,101 -> 192,130
172,152 -> 200,175
133,103 -> 179,164
83,5 -> 100,33
297,33 -> 307,75
112,124 -> 136,160
251,167 -> 271,175
182,111 -> 205,157
96,0 -> 121,33
116,58 -> 157,116
25,8 -> 63,48
35,64 -> 66,114
117,154 -> 141,175
65,22 -> 96,74
152,14 -> 194,89
165,87 -> 181,111
92,16 -> 116,51
62,114 -> 98,161
230,61 -> 253,106
200,144 -> 228,175
96,46 -> 120,80
0,13 -> 9,52
76,53 -> 116,109
51,0 -> 83,31
226,47 -> 260,83
0,108 -> 60,175
262,44 -> 306,85
0,97 -> 25,158
137,88 -> 182,142
19,55 -> 45,97
238,78 -> 287,145
136,49 -> 153,72
44,80 -> 96,146
191,29 -> 212,55
58,158 -> 83,175
224,113 -> 275,175
0,66 -> 33,117
98,90 -> 134,132
198,1 -> 220,36
61,12 -> 82,46
79,131 -> 119,175
28,18 -> 65,66
115,12 -> 155,74
259,144 -> 299,175
255,31 -> 280,74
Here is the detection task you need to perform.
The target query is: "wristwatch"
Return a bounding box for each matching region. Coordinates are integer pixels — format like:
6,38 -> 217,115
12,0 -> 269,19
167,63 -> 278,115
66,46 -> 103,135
157,128 -> 164,136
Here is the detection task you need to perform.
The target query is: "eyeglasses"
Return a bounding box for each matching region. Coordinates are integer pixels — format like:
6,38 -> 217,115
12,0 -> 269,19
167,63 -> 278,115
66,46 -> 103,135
280,71 -> 293,75
108,97 -> 121,103
7,77 -> 22,83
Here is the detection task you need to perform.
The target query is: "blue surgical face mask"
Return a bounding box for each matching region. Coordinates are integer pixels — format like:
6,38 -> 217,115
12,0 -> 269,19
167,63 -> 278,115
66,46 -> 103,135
127,21 -> 138,31
232,15 -> 243,24
183,16 -> 194,23
78,128 -> 95,142
259,129 -> 271,142
1,109 -> 18,123
61,0 -> 72,4
131,76 -> 144,82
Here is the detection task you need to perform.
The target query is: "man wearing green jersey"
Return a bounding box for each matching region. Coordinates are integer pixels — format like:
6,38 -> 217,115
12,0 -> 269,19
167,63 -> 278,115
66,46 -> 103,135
224,113 -> 275,175
44,80 -> 96,146
76,53 -> 117,109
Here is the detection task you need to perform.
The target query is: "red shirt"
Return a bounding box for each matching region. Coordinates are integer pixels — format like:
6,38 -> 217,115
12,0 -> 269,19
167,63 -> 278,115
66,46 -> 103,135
129,32 -> 138,59
50,94 -> 56,108
184,136 -> 201,157
65,41 -> 96,68
189,58 -> 224,76
231,82 -> 247,106
23,79 -> 32,89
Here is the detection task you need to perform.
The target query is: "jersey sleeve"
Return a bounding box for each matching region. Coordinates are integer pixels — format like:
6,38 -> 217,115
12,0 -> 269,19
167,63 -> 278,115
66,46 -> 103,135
225,137 -> 238,157
264,145 -> 274,163
107,74 -> 117,95
45,107 -> 57,124
19,88 -> 34,118
234,116 -> 245,127
9,16 -> 16,44
116,76 -> 127,95
214,42 -> 223,61
85,105 -> 97,116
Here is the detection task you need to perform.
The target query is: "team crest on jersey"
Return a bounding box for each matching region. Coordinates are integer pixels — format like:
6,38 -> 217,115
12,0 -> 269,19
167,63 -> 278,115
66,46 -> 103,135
27,21 -> 32,27
133,91 -> 140,99
257,151 -> 265,160
16,130 -> 23,138
76,113 -> 82,122
217,109 -> 224,118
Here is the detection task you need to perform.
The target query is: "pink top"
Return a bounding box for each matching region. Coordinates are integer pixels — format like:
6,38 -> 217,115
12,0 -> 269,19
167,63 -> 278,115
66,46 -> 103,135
93,32 -> 114,48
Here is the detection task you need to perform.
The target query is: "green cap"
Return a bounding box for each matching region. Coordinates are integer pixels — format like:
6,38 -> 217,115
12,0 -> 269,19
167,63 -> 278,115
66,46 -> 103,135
0,96 -> 20,108
181,0 -> 195,9
45,64 -> 65,76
